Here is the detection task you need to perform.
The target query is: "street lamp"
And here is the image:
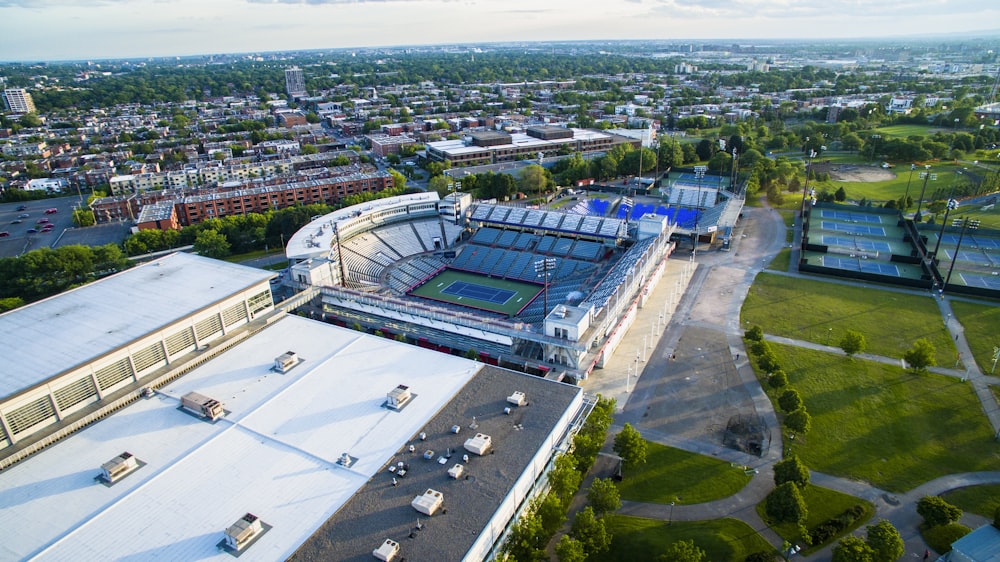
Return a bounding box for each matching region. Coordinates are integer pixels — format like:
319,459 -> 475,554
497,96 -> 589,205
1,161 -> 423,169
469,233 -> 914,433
534,258 -> 557,316
669,501 -> 675,525
915,165 -> 936,218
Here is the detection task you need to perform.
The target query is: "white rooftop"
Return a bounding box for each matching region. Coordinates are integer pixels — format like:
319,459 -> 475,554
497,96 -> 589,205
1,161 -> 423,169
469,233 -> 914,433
0,314 -> 481,561
0,253 -> 275,400
285,192 -> 439,261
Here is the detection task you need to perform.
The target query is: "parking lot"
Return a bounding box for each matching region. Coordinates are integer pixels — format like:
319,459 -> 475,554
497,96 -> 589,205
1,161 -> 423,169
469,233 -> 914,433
0,196 -> 130,258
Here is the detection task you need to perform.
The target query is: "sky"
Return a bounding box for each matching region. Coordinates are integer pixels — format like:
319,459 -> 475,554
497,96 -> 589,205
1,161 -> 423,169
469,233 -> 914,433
0,0 -> 998,62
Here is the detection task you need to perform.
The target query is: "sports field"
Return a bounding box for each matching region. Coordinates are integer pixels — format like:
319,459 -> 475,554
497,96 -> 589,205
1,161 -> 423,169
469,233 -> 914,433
408,269 -> 543,316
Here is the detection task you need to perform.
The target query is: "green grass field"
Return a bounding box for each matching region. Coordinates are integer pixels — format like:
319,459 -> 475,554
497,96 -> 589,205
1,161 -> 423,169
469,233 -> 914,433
742,273 -> 957,366
615,441 -> 752,505
951,202 -> 1000,230
757,484 -> 875,553
949,301 -> 1000,375
767,344 -> 1000,492
874,124 -> 943,138
408,268 -> 542,316
595,516 -> 774,562
942,484 -> 1000,518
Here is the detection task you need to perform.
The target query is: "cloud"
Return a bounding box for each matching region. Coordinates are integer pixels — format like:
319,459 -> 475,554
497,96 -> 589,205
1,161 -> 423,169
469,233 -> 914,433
646,0 -> 997,19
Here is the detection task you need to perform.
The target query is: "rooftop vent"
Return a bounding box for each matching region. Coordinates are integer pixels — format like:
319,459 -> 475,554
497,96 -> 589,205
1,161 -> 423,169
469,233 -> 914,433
273,351 -> 301,373
337,453 -> 357,468
464,433 -> 492,456
373,538 -> 400,561
180,391 -> 224,421
507,391 -> 526,406
448,464 -> 464,479
224,513 -> 263,552
386,384 -> 414,411
99,451 -> 139,484
411,488 -> 444,516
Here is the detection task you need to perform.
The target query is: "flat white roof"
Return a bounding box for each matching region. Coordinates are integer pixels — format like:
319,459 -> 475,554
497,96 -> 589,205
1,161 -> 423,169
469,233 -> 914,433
0,314 -> 480,561
0,253 -> 275,400
285,192 -> 439,261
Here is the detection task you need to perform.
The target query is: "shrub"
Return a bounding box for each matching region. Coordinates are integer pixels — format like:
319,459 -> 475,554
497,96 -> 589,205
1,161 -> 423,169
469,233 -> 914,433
807,505 -> 866,546
785,408 -> 812,434
768,370 -> 789,389
922,523 -> 971,554
918,496 -> 963,527
744,552 -> 777,562
778,389 -> 803,413
774,455 -> 810,489
745,325 -> 764,341
766,482 -> 808,523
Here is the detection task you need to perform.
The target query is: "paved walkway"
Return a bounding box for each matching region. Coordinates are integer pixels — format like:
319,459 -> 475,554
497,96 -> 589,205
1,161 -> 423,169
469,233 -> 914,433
566,199 -> 1000,561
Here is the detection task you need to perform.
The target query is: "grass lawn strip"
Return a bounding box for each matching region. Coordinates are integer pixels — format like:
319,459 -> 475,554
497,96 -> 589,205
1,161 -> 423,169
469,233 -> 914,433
595,516 -> 773,562
949,300 -> 1000,375
756,484 -> 874,554
615,441 -> 752,505
941,484 -> 1000,518
768,344 -> 1000,492
742,272 -> 957,366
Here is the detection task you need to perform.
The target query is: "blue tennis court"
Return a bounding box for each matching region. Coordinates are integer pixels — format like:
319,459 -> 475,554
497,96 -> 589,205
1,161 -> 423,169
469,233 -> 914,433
821,221 -> 886,236
822,256 -> 900,276
970,235 -> 1000,249
961,273 -> 1000,290
821,236 -> 891,253
821,210 -> 883,224
943,249 -> 995,266
442,281 -> 516,304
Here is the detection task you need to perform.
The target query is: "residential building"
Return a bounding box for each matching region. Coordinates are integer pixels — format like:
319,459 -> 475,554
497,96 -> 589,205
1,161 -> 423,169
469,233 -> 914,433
285,67 -> 306,97
2,88 -> 36,113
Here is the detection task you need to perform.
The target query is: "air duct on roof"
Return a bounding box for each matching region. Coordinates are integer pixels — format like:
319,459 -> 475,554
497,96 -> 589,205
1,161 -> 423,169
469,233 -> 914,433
224,513 -> 263,552
99,451 -> 139,484
411,489 -> 443,516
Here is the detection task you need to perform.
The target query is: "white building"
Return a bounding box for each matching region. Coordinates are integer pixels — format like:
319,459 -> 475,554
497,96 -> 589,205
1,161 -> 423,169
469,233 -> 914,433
285,67 -> 306,97
2,88 -> 35,113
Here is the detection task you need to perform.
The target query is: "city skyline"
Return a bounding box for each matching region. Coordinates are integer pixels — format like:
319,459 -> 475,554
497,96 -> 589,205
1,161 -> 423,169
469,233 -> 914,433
1,0 -> 998,62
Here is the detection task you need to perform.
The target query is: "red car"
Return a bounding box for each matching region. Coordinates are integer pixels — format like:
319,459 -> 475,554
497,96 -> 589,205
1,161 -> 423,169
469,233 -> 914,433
45,208 -> 58,214
37,218 -> 50,224
0,231 -> 9,237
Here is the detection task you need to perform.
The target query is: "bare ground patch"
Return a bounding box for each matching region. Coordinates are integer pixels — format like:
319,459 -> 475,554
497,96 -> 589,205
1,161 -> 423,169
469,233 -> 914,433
811,163 -> 896,183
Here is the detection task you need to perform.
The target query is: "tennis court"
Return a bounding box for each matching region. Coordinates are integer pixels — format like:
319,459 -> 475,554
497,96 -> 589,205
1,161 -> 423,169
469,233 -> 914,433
821,221 -> 887,236
442,281 -> 516,305
960,273 -> 1000,290
942,249 -> 996,266
822,255 -> 901,276
822,236 -> 892,253
409,269 -> 543,316
820,210 -> 884,224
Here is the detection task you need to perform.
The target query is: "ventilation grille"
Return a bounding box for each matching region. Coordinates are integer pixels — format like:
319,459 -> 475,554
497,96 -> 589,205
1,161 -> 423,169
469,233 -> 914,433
54,376 -> 98,411
132,342 -> 166,374
165,327 -> 196,355
195,314 -> 223,341
222,302 -> 248,327
95,357 -> 134,390
6,395 -> 56,434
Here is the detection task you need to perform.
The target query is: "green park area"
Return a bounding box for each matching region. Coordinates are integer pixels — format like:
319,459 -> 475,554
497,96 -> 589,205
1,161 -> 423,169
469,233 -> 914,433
615,441 -> 752,505
942,484 -> 1000,518
408,268 -> 542,316
766,343 -> 1000,492
950,300 -> 1000,374
741,273 -> 957,366
595,517 -> 773,562
757,484 -> 874,553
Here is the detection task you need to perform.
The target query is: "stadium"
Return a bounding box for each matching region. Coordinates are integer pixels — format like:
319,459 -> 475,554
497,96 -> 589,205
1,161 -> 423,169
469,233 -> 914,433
283,170 -> 745,381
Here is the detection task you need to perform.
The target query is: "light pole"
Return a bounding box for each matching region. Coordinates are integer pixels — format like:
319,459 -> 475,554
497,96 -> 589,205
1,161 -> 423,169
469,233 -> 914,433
944,217 -> 980,290
902,163 -> 917,213
693,165 -> 707,255
669,501 -> 675,525
915,165 -> 936,218
870,134 -> 881,162
932,196 -> 960,261
534,258 -> 556,317
798,149 -> 817,217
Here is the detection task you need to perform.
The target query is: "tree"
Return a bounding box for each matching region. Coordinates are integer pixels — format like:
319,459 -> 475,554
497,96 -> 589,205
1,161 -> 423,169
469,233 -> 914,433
778,389 -> 803,413
745,325 -> 764,341
840,330 -> 867,357
769,370 -> 789,389
658,539 -> 707,562
387,168 -> 407,192
555,535 -> 586,562
301,143 -> 319,155
570,507 -> 611,556
865,520 -> 904,562
428,175 -> 452,197
835,186 -> 847,202
587,477 -> 621,516
548,454 -> 582,504
904,339 -> 937,373
193,229 -> 231,259
774,455 -> 810,489
502,511 -> 547,562
535,493 -> 566,535
766,482 -> 808,523
744,552 -> 778,562
917,496 -> 963,527
784,408 -> 812,434
613,423 -> 648,471
832,535 -> 876,562
518,164 -> 550,196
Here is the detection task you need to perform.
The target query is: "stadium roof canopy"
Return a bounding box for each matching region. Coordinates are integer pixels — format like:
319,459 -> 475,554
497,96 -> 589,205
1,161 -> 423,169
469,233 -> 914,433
0,253 -> 274,401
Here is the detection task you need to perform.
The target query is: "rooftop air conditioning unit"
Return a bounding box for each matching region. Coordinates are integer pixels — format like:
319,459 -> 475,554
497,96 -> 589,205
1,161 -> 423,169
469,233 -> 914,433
273,351 -> 300,373
100,451 -> 139,483
224,513 -> 263,552
464,433 -> 492,456
373,538 -> 400,561
180,391 -> 224,421
448,464 -> 464,479
386,384 -> 413,411
411,488 -> 444,516
507,391 -> 526,406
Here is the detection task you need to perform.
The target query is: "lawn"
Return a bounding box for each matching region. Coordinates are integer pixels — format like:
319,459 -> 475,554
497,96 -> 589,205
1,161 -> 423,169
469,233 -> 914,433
742,273 -> 957,366
594,516 -> 774,562
807,162 -> 969,207
875,124 -> 941,138
950,202 -> 1000,230
767,344 -> 1000,492
942,484 -> 1000,518
615,441 -> 752,505
766,248 -> 791,272
950,300 -> 1000,375
757,484 -> 874,553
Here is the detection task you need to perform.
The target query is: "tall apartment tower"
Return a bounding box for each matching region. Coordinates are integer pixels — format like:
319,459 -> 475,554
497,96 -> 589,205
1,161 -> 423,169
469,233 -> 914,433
3,88 -> 36,113
285,67 -> 306,97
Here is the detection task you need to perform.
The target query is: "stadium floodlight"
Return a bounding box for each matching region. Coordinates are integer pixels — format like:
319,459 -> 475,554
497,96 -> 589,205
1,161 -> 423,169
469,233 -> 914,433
943,216 -> 974,292
534,258 -> 557,317
915,165 -> 936,217
932,198 -> 961,260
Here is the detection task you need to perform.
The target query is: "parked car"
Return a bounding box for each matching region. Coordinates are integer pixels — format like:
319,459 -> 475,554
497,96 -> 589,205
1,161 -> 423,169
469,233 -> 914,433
0,231 -> 9,237
26,228 -> 38,234
44,208 -> 58,214
11,219 -> 22,224
16,205 -> 27,211
37,218 -> 50,224
18,213 -> 29,218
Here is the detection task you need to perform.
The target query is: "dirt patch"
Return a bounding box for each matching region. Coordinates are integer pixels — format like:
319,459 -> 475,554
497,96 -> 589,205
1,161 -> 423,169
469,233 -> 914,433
811,163 -> 896,183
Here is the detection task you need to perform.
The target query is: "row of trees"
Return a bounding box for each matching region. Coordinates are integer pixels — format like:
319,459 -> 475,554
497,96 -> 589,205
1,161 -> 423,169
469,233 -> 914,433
745,325 -> 813,434
0,244 -> 131,309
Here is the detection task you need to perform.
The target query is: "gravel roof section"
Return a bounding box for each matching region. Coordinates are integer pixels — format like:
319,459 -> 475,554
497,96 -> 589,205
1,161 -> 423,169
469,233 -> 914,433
290,365 -> 582,562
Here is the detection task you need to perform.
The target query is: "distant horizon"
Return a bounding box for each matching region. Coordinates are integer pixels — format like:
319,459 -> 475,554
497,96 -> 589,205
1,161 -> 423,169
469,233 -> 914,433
1,0 -> 998,63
